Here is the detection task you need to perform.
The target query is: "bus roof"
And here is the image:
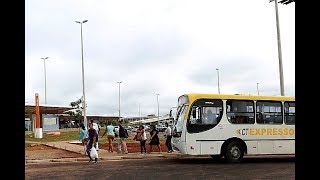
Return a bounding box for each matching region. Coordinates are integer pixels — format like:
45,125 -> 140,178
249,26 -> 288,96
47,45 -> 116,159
183,93 -> 295,102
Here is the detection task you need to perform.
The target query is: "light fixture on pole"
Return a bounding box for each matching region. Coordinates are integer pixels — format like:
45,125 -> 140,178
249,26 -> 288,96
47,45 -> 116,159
257,83 -> 260,95
117,81 -> 122,122
216,68 -> 220,94
41,57 -> 49,104
75,19 -> 88,127
156,94 -> 160,126
270,0 -> 285,96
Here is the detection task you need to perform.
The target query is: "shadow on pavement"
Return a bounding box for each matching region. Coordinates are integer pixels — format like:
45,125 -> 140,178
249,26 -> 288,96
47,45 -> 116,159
172,156 -> 295,164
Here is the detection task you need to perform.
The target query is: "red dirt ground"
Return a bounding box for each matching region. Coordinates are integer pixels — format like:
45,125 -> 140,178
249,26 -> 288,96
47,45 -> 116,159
25,142 -> 170,160
25,144 -> 86,160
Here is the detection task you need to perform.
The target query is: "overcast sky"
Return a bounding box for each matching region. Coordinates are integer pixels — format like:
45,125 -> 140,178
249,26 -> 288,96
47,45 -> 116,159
25,0 -> 295,117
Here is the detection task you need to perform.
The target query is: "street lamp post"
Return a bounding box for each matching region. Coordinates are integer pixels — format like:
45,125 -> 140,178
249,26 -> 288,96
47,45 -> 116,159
41,57 -> 49,104
257,83 -> 260,95
75,19 -> 88,127
216,68 -> 220,94
270,0 -> 285,96
156,94 -> 160,126
139,102 -> 141,120
117,81 -> 122,122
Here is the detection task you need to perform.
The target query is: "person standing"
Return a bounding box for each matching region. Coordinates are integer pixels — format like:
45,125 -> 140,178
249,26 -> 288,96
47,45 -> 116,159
90,120 -> 99,150
164,122 -> 173,153
133,125 -> 147,154
79,123 -> 88,155
101,121 -> 115,153
86,123 -> 98,163
117,121 -> 128,154
148,125 -> 162,153
79,123 -> 88,145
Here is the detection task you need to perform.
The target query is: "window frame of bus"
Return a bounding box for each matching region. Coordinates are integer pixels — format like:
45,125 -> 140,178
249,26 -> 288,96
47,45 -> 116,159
256,100 -> 283,124
226,99 -> 255,124
284,101 -> 295,125
187,98 -> 223,133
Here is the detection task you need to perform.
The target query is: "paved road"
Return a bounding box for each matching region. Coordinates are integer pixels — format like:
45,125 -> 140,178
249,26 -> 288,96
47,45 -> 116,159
25,156 -> 294,180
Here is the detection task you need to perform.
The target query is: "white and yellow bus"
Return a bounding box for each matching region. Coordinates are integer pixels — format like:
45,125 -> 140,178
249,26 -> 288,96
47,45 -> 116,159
171,93 -> 295,162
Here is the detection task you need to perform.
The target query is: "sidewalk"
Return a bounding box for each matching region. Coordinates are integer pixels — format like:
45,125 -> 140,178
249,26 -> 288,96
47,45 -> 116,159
26,140 -> 182,164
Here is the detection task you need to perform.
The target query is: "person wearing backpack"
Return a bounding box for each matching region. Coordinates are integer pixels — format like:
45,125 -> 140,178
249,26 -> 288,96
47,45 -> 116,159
117,121 -> 128,154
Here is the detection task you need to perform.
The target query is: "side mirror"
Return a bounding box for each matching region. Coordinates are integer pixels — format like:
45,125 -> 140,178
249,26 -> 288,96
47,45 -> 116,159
169,110 -> 172,117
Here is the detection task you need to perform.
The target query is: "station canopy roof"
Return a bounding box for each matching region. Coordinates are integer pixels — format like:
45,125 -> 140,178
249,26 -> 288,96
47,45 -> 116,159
130,114 -> 172,124
25,103 -> 74,114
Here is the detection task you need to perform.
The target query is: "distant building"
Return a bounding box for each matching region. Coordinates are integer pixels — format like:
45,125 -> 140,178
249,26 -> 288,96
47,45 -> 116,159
25,103 -> 121,132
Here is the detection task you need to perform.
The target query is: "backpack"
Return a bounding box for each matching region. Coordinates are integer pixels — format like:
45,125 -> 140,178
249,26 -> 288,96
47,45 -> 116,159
124,128 -> 129,138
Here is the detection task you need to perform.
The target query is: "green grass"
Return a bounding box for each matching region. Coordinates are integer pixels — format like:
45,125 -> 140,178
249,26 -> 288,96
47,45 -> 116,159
25,131 -> 80,142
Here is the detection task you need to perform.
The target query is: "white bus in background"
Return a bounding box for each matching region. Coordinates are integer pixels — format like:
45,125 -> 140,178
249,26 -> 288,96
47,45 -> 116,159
171,93 -> 295,163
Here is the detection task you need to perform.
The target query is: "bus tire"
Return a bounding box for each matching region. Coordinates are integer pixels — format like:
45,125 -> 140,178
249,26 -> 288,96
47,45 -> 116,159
210,154 -> 222,161
225,141 -> 243,163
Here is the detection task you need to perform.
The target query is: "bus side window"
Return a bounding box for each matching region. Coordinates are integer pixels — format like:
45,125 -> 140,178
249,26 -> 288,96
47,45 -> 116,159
256,112 -> 262,123
190,106 -> 201,124
226,105 -> 233,122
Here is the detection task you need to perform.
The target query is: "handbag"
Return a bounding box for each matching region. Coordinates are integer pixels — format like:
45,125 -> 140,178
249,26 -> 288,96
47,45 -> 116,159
90,146 -> 98,159
136,132 -> 142,141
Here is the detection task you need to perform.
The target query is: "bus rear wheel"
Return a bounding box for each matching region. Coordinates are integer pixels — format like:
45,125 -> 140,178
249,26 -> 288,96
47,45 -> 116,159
225,141 -> 244,163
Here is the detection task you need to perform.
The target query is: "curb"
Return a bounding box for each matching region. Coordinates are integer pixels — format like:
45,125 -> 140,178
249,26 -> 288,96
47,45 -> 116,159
25,154 -> 177,164
26,159 -> 51,164
50,158 -> 77,162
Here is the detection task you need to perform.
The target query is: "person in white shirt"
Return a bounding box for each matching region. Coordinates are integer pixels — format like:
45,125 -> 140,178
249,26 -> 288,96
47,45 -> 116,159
164,122 -> 173,153
90,120 -> 99,150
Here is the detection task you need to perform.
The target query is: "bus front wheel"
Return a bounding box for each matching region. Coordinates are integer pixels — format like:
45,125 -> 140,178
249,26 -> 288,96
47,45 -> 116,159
225,141 -> 244,163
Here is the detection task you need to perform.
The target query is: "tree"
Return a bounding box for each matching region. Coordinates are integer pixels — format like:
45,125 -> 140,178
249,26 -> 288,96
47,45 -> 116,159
25,108 -> 35,116
123,119 -> 129,124
65,97 -> 83,118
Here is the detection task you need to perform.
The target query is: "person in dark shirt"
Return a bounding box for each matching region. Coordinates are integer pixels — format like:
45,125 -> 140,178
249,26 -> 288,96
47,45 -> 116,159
86,123 -> 98,163
148,125 -> 162,153
117,121 -> 128,154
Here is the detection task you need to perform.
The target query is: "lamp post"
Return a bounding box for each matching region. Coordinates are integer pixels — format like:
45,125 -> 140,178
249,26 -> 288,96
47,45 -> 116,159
75,19 -> 88,127
139,102 -> 141,120
257,83 -> 260,95
216,68 -> 220,94
117,81 -> 122,122
156,94 -> 160,126
41,57 -> 49,104
270,0 -> 285,96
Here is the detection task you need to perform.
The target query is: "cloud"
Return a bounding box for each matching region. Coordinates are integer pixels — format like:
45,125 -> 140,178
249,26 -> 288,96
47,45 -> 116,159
25,0 -> 295,117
